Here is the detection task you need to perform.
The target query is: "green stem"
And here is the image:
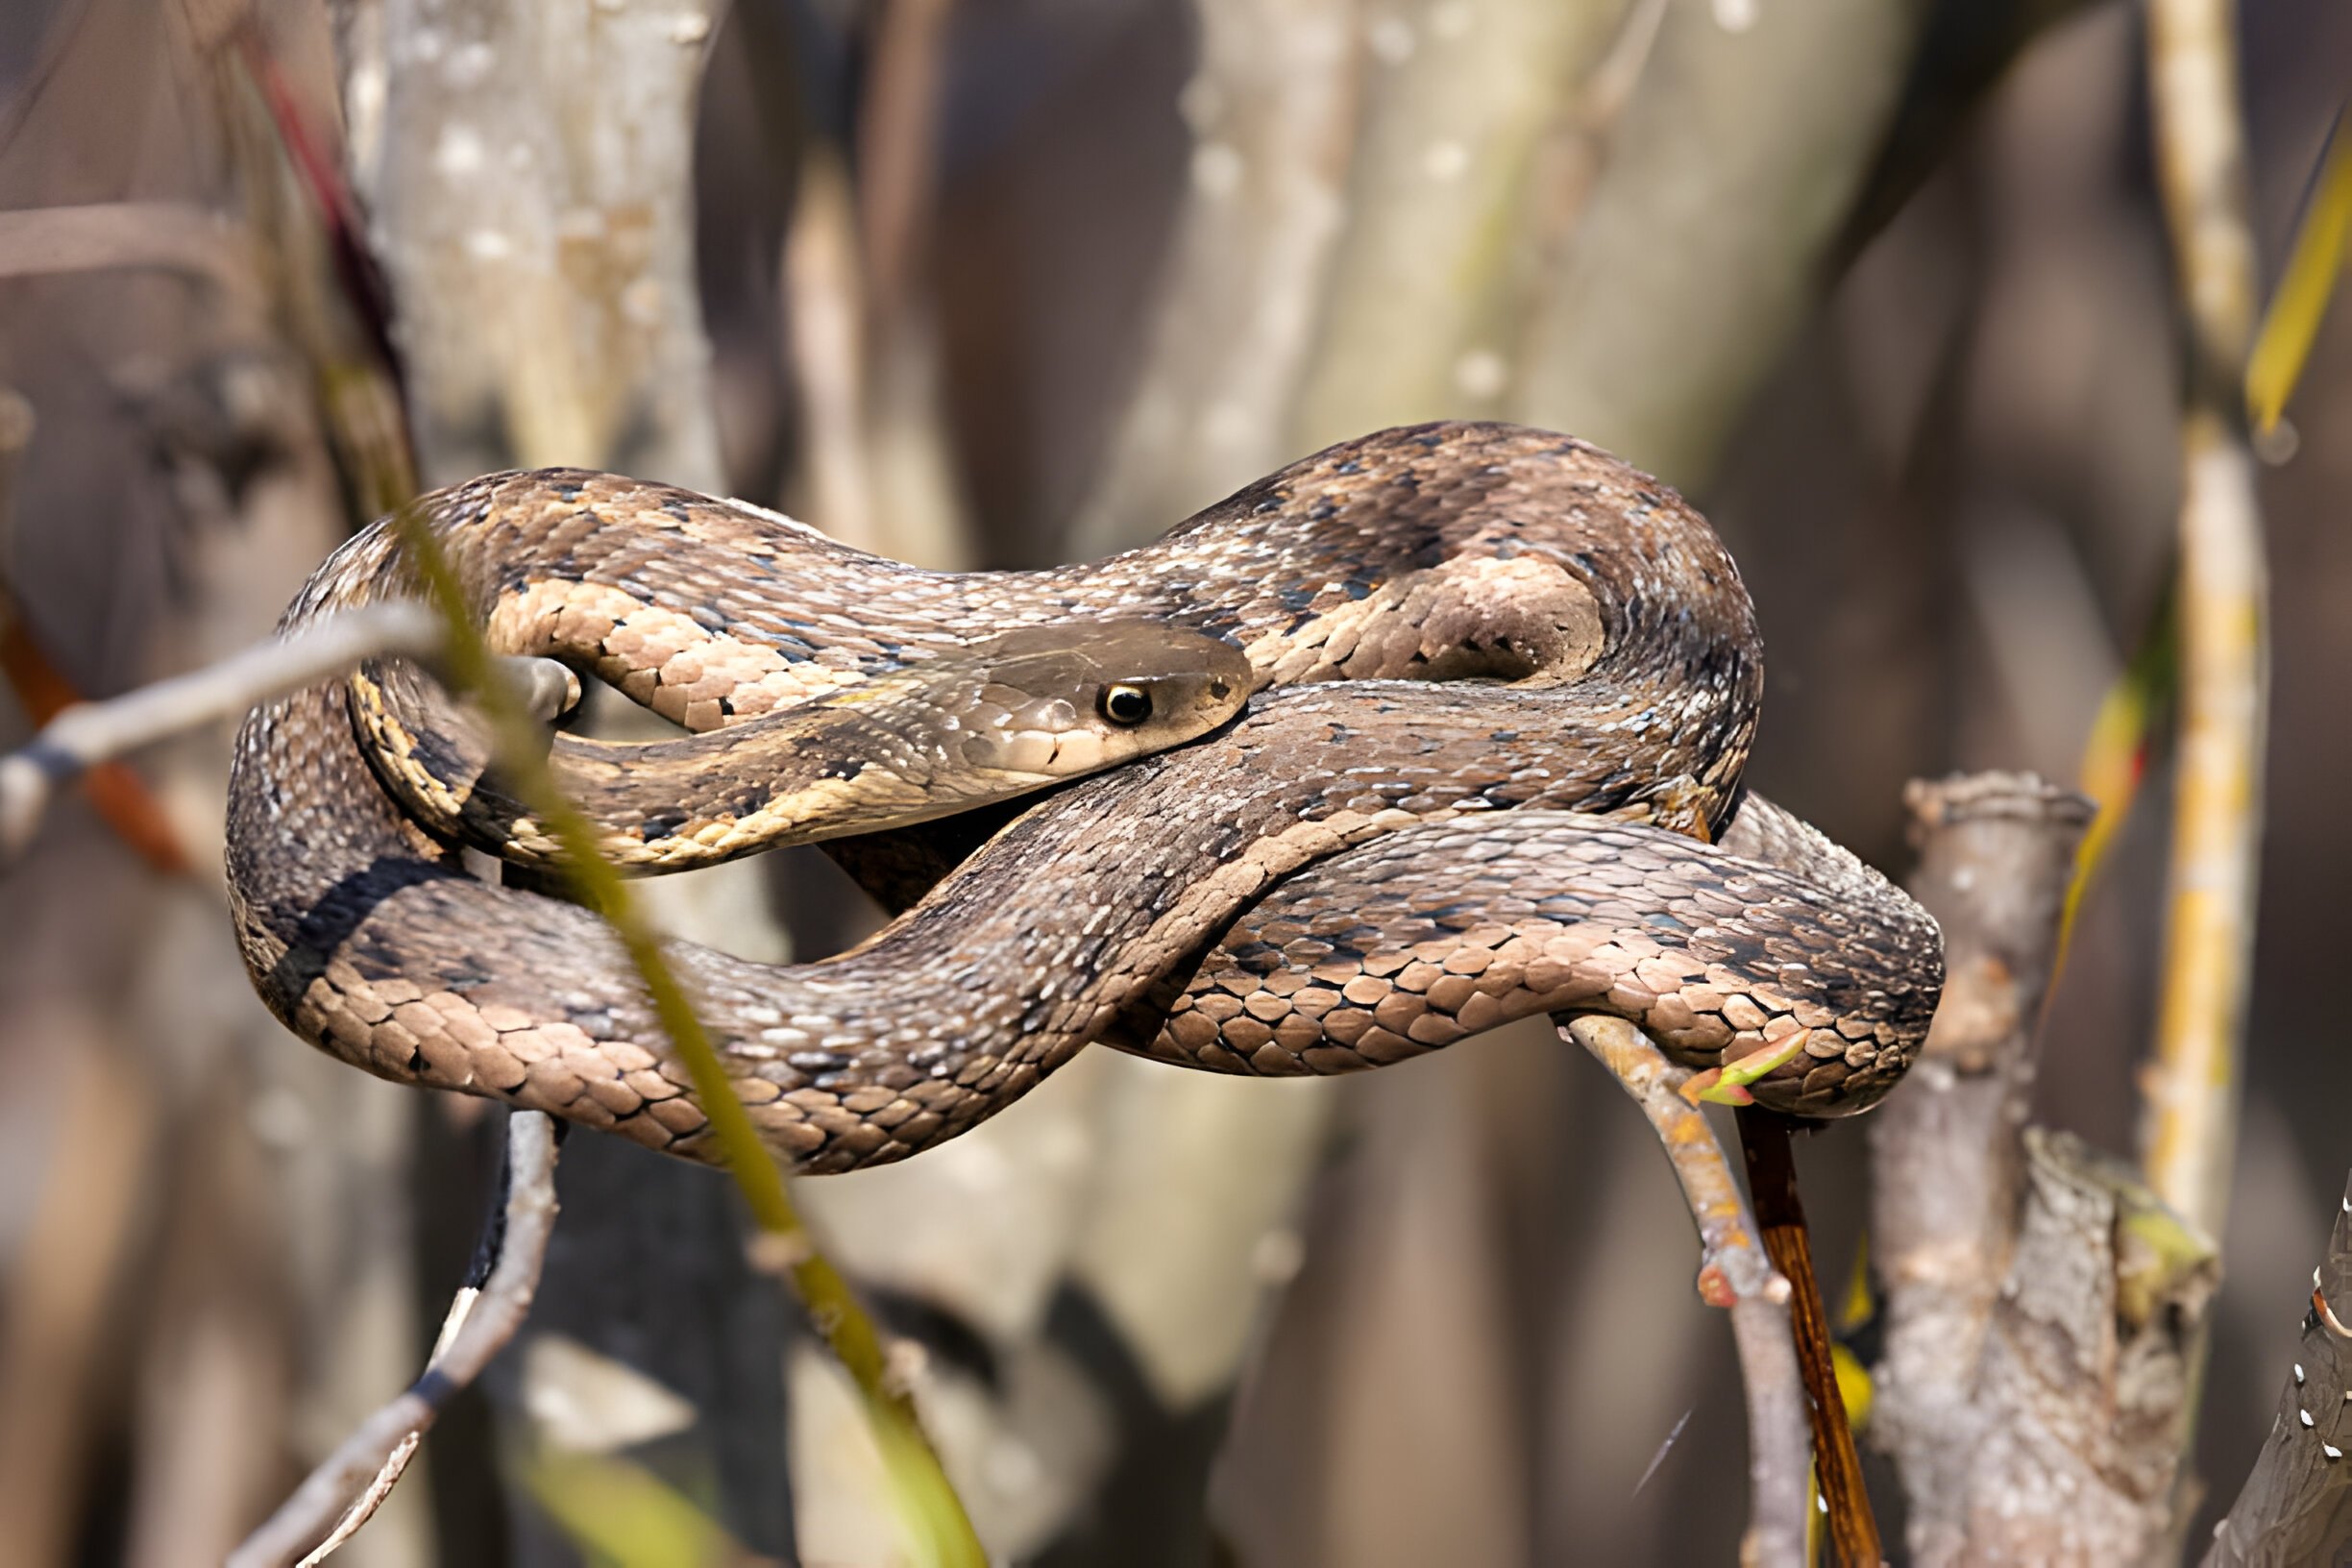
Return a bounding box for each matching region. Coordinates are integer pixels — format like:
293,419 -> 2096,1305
389,502 -> 987,1567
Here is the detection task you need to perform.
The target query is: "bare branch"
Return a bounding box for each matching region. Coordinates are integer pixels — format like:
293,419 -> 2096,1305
2139,0 -> 2266,1245
1509,0 -> 1931,482
0,601 -> 440,863
1972,1129 -> 2217,1560
1872,772 -> 2217,1564
1871,773 -> 2084,1557
0,202 -> 260,296
1564,1015 -> 1808,1568
1872,772 -> 2092,1484
2204,1172 -> 2352,1566
1286,0 -> 1634,451
1068,0 -> 1360,552
230,1110 -> 561,1568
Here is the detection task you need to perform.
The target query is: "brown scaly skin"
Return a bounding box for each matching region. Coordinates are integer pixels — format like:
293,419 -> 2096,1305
1115,799 -> 1939,1114
226,423 -> 1943,1173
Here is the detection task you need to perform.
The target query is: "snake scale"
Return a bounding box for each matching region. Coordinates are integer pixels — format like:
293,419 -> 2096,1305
226,422 -> 1943,1173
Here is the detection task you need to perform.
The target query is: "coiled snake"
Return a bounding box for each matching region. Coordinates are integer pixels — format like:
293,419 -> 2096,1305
226,423 -> 1943,1173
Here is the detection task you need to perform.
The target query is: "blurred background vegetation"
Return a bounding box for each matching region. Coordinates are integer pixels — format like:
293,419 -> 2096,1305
0,0 -> 2345,1561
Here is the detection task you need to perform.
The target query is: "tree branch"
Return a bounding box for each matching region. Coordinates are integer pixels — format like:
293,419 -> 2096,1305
1564,1015 -> 1808,1568
2139,0 -> 2266,1246
230,1110 -> 561,1568
0,201 -> 261,295
2203,1171 -> 2352,1566
0,601 -> 440,863
1872,772 -> 2217,1563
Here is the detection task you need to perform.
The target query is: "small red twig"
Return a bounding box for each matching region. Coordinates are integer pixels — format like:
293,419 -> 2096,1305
0,609 -> 190,875
1738,1107 -> 1881,1568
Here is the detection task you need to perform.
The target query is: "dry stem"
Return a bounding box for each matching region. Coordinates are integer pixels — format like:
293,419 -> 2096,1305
0,601 -> 440,863
2139,0 -> 2267,1245
2203,1171 -> 2352,1565
1736,1107 -> 1878,1567
229,1111 -> 560,1568
1564,1015 -> 1808,1568
381,506 -> 987,1565
1872,773 -> 2216,1563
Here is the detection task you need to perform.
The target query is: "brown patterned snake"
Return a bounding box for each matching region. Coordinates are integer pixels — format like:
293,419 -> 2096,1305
226,422 -> 1943,1173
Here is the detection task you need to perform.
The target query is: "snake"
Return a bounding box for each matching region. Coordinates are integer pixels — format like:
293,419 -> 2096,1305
225,422 -> 1944,1174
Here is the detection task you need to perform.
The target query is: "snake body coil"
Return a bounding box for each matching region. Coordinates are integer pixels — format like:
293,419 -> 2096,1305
227,423 -> 1943,1172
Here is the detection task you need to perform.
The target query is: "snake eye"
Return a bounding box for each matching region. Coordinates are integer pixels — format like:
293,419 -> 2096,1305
1099,682 -> 1153,725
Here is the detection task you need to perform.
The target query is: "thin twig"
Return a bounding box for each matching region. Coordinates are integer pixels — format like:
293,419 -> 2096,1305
230,1111 -> 561,1568
1564,1015 -> 1808,1568
780,152 -> 880,555
0,1016 -> 159,1568
2139,0 -> 2266,1246
0,201 -> 261,295
2203,1171 -> 2352,1566
1067,0 -> 1360,553
1736,1107 -> 1879,1568
290,1090 -> 533,1568
0,601 -> 440,864
380,506 -> 987,1565
0,607 -> 196,875
0,388 -> 192,874
2244,108 -> 2352,437
854,0 -> 954,324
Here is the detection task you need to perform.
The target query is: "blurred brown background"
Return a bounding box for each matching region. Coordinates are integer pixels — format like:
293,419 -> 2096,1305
0,0 -> 2347,1562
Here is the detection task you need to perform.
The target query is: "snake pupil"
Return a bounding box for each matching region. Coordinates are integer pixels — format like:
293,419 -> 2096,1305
1101,683 -> 1153,725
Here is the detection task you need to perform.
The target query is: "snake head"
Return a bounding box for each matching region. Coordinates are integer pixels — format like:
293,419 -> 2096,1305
933,622 -> 1255,781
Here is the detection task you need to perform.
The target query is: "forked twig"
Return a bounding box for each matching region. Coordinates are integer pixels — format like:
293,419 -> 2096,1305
0,602 -> 441,863
1564,1015 -> 1808,1568
230,1111 -> 560,1568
